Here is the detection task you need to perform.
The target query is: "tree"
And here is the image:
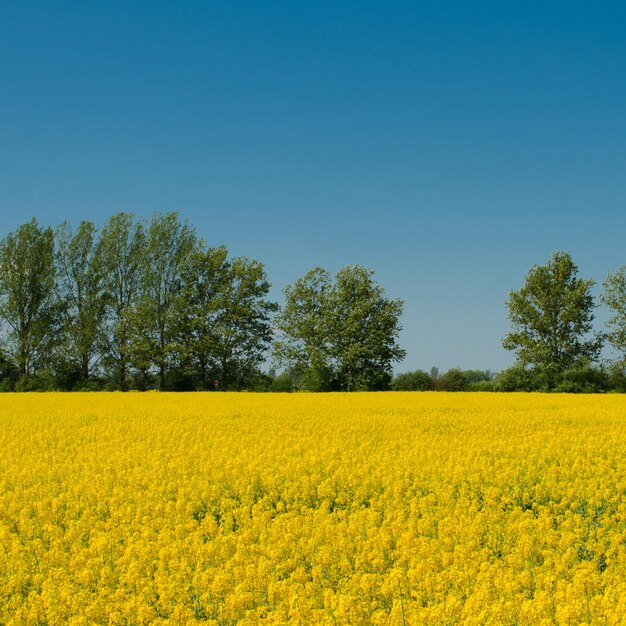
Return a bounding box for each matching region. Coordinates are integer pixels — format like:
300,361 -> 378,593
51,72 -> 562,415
0,219 -> 56,378
274,265 -> 405,391
178,246 -> 277,389
601,266 -> 626,361
273,267 -> 336,390
502,251 -> 602,388
330,266 -> 406,390
210,257 -> 277,389
177,245 -> 230,388
55,220 -> 107,385
136,212 -> 198,389
96,213 -> 146,390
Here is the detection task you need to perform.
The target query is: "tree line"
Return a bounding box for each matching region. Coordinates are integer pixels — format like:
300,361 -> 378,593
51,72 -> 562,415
0,214 -> 404,391
1,216 -> 624,393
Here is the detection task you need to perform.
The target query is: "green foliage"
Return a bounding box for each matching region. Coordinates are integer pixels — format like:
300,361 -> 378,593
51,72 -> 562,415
553,361 -> 609,394
250,371 -> 275,392
274,265 -> 405,391
494,365 -> 542,392
467,380 -> 495,391
272,267 -> 333,391
269,370 -> 297,392
462,369 -> 494,384
0,219 -> 56,377
331,266 -> 405,390
435,368 -> 467,391
96,213 -> 146,390
211,257 -> 278,389
136,212 -> 199,389
178,246 -> 277,390
392,369 -> 494,392
4,216 -> 626,394
601,267 -> 626,360
391,370 -> 435,391
607,362 -> 626,393
55,220 -> 107,384
0,348 -> 18,390
15,369 -> 58,392
503,251 -> 602,389
177,244 -> 230,387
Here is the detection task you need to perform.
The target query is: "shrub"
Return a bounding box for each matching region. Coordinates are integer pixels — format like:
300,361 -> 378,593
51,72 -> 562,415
467,380 -> 495,391
554,362 -> 609,393
494,365 -> 542,392
607,362 -> 626,393
391,370 -> 435,391
435,368 -> 466,392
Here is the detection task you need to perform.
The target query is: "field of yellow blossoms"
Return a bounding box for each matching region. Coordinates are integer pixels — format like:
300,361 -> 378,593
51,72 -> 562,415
2,392 -> 626,624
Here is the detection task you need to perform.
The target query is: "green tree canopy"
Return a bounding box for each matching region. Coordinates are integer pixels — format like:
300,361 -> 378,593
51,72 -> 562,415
274,265 -> 405,391
55,220 -> 107,384
0,219 -> 56,378
96,212 -> 146,390
210,256 -> 277,389
502,251 -> 602,388
391,370 -> 435,391
178,246 -> 277,389
134,212 -> 199,389
601,266 -> 626,361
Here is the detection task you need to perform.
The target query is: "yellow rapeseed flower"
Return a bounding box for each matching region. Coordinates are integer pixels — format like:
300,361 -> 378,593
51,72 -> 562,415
1,392 -> 625,624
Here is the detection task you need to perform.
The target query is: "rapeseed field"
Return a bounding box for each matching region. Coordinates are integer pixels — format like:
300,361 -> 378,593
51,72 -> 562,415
1,392 -> 626,624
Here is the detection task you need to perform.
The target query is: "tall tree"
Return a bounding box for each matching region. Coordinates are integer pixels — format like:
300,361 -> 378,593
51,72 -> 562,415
272,267 -> 335,390
330,265 -> 406,390
601,266 -> 626,360
96,213 -> 146,390
0,219 -> 56,377
179,247 -> 276,389
136,212 -> 198,389
502,251 -> 602,388
55,220 -> 107,384
177,245 -> 230,387
274,265 -> 405,391
211,257 -> 277,389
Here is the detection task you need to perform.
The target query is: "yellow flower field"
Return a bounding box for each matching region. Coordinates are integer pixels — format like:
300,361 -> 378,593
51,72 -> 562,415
1,392 -> 626,624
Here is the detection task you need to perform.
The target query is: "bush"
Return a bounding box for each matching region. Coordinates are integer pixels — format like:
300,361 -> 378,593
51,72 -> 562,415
494,365 -> 541,392
435,368 -> 466,392
270,372 -> 295,392
0,378 -> 15,392
391,370 -> 435,391
463,369 -> 494,384
73,380 -> 106,392
0,353 -> 18,391
15,370 -> 58,392
251,372 -> 274,392
467,380 -> 495,391
554,362 -> 609,393
606,362 -> 626,392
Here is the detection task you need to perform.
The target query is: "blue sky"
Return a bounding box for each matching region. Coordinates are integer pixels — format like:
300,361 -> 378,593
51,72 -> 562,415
1,1 -> 626,372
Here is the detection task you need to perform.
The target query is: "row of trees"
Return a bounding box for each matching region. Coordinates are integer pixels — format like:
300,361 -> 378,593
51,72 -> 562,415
2,218 -> 625,394
394,251 -> 626,393
391,368 -> 495,392
0,214 -> 405,391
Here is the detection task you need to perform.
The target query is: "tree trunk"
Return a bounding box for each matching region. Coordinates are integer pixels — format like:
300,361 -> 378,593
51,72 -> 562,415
159,362 -> 165,390
119,360 -> 127,391
81,353 -> 89,381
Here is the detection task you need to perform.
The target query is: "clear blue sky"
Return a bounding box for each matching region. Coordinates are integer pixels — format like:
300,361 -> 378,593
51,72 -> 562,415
2,1 -> 626,372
